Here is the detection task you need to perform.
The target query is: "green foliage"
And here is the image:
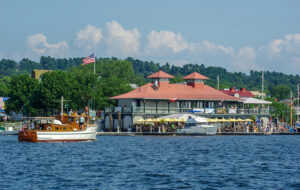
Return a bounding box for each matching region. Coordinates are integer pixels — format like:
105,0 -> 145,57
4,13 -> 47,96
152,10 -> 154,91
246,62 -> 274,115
0,59 -> 17,78
19,58 -> 41,73
0,76 -> 11,96
270,84 -> 291,100
266,97 -> 289,119
5,74 -> 40,115
1,56 -> 300,117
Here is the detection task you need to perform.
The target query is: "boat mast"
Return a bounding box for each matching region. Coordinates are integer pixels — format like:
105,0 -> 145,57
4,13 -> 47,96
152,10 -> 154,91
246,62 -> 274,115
61,96 -> 64,120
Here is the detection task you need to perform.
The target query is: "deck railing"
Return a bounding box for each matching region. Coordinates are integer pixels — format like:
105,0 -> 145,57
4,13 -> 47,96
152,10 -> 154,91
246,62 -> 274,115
105,106 -> 270,115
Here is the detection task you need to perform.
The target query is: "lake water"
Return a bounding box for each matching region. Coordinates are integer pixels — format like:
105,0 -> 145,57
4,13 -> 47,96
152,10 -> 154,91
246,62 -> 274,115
0,135 -> 300,189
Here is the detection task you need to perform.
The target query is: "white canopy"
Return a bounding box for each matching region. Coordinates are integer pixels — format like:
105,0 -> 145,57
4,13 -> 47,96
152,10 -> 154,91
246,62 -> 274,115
242,97 -> 272,105
158,113 -> 208,123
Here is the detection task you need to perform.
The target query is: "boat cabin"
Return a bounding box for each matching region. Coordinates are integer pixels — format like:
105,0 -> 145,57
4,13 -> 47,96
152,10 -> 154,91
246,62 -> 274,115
23,115 -> 91,132
184,117 -> 198,128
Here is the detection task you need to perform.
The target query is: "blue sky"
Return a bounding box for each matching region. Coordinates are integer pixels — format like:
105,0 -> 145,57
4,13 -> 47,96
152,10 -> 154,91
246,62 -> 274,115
1,0 -> 300,74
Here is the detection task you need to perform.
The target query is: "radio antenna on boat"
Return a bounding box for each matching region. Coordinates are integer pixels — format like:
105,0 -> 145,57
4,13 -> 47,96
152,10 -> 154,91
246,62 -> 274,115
54,96 -> 71,120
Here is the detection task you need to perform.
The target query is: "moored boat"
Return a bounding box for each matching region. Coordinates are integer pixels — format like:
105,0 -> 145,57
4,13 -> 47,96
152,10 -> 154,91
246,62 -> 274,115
18,115 -> 97,142
177,117 -> 218,135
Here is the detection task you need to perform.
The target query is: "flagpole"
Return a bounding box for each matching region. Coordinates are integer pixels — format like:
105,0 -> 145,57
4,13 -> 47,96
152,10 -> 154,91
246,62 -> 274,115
94,52 -> 96,75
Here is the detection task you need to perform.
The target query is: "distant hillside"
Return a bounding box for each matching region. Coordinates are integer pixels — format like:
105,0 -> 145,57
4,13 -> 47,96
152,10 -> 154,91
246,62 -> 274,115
0,56 -> 299,99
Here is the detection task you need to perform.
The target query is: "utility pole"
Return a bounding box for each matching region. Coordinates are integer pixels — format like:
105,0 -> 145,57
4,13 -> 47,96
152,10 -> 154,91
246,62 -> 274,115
217,75 -> 219,90
261,68 -> 264,99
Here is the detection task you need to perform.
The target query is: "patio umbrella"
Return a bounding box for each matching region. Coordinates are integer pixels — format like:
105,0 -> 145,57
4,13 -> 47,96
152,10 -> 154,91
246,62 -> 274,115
219,118 -> 228,122
161,118 -> 174,122
145,118 -> 155,122
207,118 -> 217,122
228,118 -> 237,122
136,118 -> 146,122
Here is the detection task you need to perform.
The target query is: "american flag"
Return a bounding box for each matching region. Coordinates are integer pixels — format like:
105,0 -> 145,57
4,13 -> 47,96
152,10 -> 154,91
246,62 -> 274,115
82,53 -> 95,65
169,98 -> 178,102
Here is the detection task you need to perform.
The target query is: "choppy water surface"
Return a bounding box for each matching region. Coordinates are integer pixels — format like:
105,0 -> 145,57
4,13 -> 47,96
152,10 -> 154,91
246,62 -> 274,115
0,135 -> 300,190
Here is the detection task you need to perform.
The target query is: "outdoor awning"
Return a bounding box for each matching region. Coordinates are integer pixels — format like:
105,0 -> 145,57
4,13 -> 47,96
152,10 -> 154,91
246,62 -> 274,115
242,97 -> 272,105
158,113 -> 208,123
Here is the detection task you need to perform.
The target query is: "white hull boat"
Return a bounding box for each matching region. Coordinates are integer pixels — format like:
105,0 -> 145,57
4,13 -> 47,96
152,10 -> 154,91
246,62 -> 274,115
177,124 -> 218,135
36,126 -> 97,142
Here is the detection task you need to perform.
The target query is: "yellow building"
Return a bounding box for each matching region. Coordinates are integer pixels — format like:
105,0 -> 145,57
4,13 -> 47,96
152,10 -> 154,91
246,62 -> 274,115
250,91 -> 266,99
31,69 -> 52,80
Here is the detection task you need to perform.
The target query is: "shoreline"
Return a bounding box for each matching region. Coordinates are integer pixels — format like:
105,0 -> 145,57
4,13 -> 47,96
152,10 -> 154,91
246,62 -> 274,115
96,132 -> 300,136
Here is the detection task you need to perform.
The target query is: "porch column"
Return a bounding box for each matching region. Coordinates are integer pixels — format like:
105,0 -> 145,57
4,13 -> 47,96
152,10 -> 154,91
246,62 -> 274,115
168,101 -> 170,113
156,100 -> 158,113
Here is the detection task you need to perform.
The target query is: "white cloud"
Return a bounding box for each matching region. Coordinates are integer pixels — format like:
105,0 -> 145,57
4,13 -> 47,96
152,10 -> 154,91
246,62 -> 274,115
75,25 -> 103,51
146,30 -> 188,54
283,34 -> 300,54
27,33 -> 68,57
232,47 -> 259,72
268,39 -> 283,56
263,33 -> 300,56
189,41 -> 234,55
105,21 -> 140,56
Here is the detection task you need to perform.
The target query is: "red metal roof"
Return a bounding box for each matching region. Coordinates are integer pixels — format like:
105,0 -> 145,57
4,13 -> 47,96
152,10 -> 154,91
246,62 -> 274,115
110,83 -> 242,101
183,72 -> 209,80
147,70 -> 174,79
220,88 -> 254,98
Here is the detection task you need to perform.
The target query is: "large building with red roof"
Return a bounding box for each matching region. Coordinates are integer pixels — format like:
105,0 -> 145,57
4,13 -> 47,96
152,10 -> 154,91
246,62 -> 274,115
103,70 -> 270,131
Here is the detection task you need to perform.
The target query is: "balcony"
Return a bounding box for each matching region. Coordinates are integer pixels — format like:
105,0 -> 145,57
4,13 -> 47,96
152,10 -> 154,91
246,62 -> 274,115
105,106 -> 270,115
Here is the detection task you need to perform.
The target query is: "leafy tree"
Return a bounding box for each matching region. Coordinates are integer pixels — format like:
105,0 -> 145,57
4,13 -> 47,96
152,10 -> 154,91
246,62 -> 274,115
39,71 -> 74,114
270,84 -> 291,100
0,76 -> 11,96
170,74 -> 184,84
19,58 -> 41,73
5,74 -> 40,115
40,56 -> 57,70
0,59 -> 17,77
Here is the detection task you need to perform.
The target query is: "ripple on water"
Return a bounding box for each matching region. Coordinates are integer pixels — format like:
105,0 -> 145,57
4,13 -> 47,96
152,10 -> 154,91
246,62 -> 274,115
0,135 -> 300,189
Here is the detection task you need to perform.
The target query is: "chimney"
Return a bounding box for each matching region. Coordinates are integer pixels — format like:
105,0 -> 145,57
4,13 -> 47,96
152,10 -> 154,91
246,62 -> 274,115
240,87 -> 246,92
230,87 -> 236,91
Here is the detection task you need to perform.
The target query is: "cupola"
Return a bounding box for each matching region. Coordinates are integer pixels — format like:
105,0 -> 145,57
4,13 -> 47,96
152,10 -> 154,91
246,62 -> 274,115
183,72 -> 209,88
147,70 -> 174,89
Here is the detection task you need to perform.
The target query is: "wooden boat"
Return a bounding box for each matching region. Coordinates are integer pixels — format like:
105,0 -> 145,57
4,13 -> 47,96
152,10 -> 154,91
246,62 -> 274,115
18,115 -> 97,142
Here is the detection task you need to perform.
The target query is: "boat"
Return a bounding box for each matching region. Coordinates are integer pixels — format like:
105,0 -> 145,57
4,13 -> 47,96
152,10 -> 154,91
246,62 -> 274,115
177,117 -> 218,135
18,114 -> 97,142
